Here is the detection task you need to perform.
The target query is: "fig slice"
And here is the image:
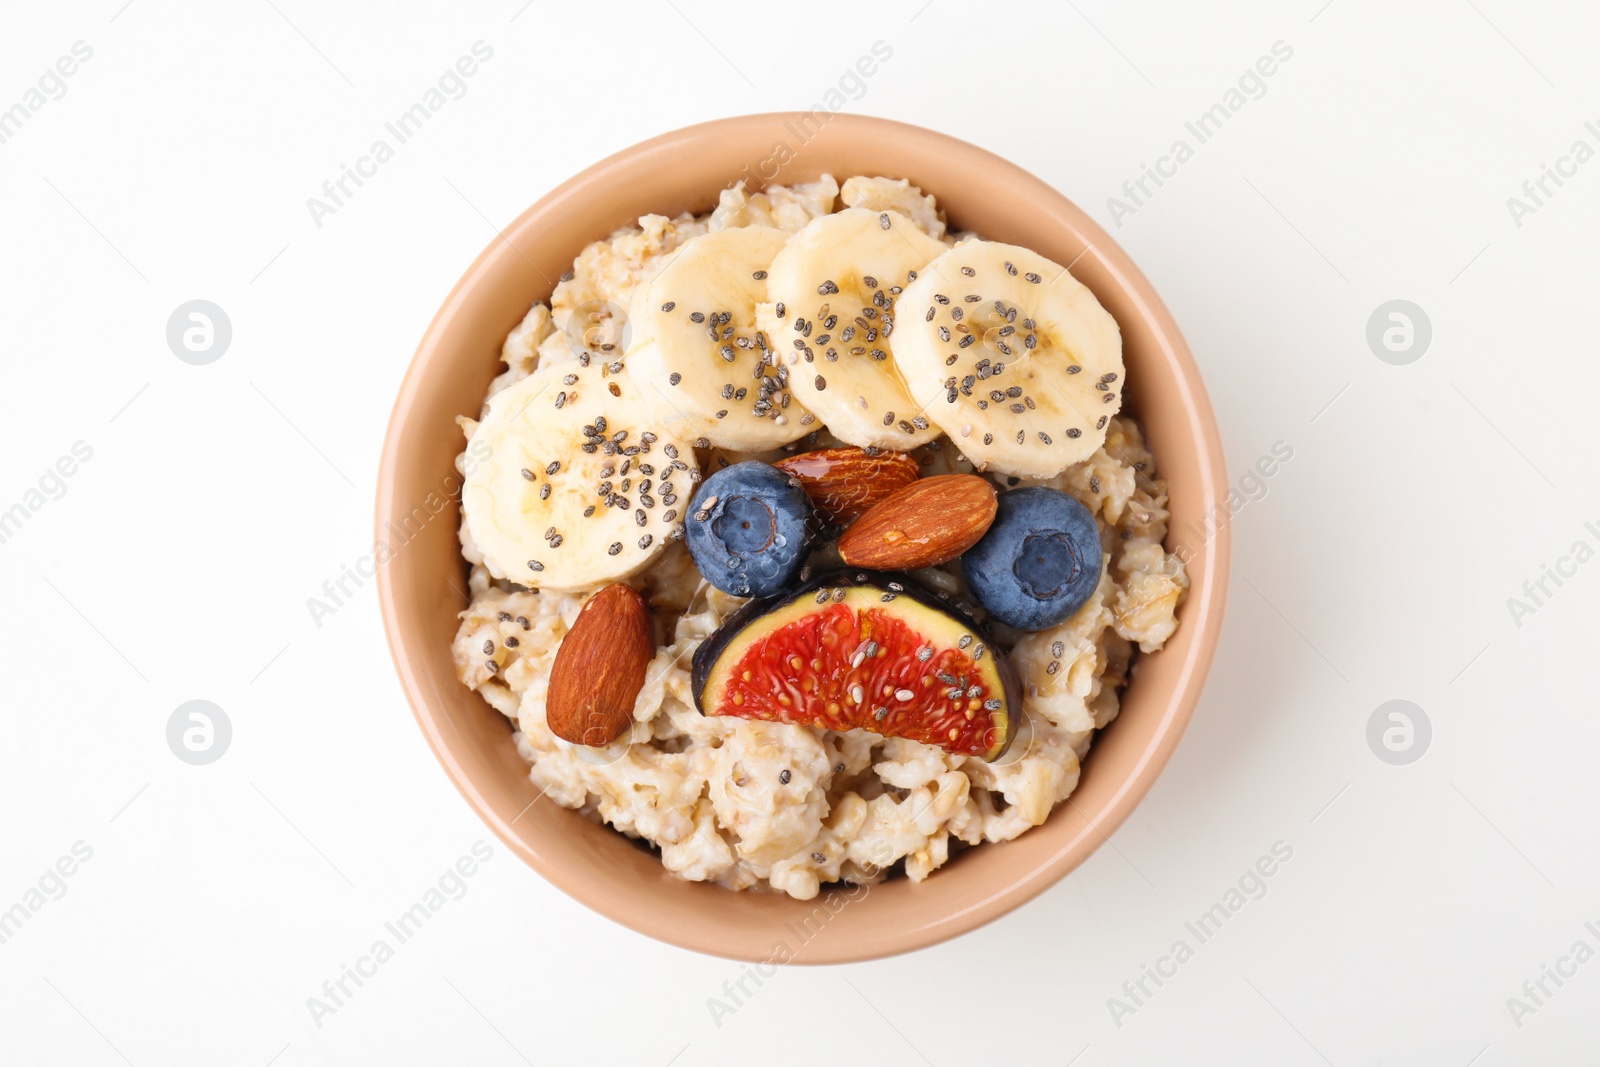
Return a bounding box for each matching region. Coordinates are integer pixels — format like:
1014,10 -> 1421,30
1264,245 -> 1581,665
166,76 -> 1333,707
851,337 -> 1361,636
690,571 -> 1017,760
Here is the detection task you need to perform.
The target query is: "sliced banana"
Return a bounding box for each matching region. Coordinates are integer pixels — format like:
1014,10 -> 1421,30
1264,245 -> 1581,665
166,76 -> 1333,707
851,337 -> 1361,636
756,208 -> 945,450
893,240 -> 1123,478
462,360 -> 701,591
625,225 -> 812,451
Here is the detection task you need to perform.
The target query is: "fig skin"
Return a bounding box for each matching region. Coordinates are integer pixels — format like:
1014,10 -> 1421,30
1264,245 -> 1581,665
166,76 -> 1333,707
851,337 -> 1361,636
690,569 -> 1019,760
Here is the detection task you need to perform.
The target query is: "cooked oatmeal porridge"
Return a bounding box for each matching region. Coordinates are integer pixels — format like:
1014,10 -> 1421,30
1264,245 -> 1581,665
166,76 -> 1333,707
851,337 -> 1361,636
451,175 -> 1187,900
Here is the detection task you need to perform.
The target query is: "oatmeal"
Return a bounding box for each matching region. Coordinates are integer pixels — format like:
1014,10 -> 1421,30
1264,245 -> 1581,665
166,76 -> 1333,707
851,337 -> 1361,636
451,176 -> 1187,900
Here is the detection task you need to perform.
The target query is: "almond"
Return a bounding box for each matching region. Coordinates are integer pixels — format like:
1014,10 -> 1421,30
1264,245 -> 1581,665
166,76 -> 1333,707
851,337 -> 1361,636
773,447 -> 920,525
837,474 -> 998,570
546,583 -> 655,746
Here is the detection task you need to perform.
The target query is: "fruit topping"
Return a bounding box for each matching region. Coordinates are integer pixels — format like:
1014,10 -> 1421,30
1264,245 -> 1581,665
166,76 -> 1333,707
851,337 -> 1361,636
772,446 -> 920,525
836,473 -> 997,571
685,461 -> 815,598
963,487 -> 1103,631
460,360 -> 700,591
626,225 -> 814,450
756,208 -> 947,450
546,583 -> 655,746
891,238 -> 1124,477
691,571 -> 1016,760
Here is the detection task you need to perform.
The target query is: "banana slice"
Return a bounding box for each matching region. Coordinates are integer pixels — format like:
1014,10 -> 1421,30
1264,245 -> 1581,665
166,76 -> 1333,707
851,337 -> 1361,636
893,240 -> 1123,477
462,360 -> 701,591
755,208 -> 945,450
626,225 -> 811,451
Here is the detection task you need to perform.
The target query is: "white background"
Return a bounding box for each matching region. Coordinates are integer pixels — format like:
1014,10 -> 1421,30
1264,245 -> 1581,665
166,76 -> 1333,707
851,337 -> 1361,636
2,0 -> 1597,1063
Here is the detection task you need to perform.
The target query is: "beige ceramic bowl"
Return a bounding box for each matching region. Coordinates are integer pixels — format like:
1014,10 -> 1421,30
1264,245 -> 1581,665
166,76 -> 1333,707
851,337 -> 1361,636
376,113 -> 1229,964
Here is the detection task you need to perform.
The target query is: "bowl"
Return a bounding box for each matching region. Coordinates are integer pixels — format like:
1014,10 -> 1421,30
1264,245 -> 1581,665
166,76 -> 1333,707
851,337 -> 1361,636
376,113 -> 1230,963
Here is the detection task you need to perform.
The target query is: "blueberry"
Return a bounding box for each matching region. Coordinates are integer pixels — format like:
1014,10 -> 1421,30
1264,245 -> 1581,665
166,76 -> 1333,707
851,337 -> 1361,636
963,487 -> 1102,631
686,462 -> 814,597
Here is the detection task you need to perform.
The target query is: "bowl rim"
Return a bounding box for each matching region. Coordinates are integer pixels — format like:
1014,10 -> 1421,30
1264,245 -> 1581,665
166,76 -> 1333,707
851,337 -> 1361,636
376,112 -> 1230,963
